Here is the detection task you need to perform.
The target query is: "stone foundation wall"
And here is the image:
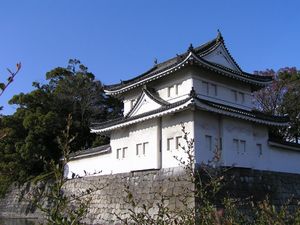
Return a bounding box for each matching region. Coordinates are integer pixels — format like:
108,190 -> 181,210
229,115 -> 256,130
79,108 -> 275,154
0,182 -> 43,219
224,168 -> 300,207
0,167 -> 300,224
65,167 -> 193,224
0,167 -> 193,224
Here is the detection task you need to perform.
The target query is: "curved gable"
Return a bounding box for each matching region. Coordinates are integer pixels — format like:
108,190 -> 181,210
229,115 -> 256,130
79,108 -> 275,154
126,88 -> 167,117
202,43 -> 241,72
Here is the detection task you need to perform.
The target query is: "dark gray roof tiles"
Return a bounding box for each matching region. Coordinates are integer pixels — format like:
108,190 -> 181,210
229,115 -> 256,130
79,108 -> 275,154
268,138 -> 300,152
104,33 -> 272,93
91,97 -> 193,130
69,144 -> 111,159
196,97 -> 289,123
143,88 -> 170,106
104,57 -> 184,91
91,96 -> 288,132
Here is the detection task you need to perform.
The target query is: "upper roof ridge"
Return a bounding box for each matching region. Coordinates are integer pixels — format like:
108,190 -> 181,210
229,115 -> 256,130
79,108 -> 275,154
104,33 -> 273,95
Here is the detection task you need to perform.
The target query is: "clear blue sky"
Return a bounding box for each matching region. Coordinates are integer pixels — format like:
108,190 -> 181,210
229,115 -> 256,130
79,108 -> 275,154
0,0 -> 299,115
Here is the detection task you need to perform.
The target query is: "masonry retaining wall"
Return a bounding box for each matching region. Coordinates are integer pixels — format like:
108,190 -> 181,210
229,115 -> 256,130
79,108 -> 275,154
0,167 -> 193,224
0,167 -> 300,224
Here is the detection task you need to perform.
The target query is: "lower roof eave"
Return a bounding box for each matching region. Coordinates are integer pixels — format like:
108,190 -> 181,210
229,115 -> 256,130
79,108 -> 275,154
268,140 -> 300,152
69,148 -> 111,161
91,99 -> 194,134
194,104 -> 288,127
91,97 -> 287,134
68,144 -> 112,161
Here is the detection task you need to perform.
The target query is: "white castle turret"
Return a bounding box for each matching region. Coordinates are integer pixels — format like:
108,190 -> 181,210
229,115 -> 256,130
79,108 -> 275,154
66,32 -> 300,178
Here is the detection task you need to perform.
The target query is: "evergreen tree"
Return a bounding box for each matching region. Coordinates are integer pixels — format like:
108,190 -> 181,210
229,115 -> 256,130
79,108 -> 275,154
0,59 -> 121,196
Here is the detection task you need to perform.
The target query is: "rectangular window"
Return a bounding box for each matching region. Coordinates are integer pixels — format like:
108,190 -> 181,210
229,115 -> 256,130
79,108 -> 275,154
240,140 -> 246,153
175,84 -> 180,95
168,86 -> 174,97
238,92 -> 245,103
210,84 -> 217,96
219,137 -> 223,150
257,144 -> 262,156
167,87 -> 171,97
233,139 -> 239,153
122,147 -> 127,158
175,136 -> 182,149
167,137 -> 174,151
136,143 -> 142,155
116,148 -> 121,159
143,142 -> 148,155
232,90 -> 237,102
205,135 -> 212,151
202,81 -> 209,95
168,84 -> 181,97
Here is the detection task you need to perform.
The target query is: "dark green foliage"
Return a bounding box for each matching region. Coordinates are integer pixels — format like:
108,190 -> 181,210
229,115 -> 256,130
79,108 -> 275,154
0,59 -> 121,196
32,115 -> 91,225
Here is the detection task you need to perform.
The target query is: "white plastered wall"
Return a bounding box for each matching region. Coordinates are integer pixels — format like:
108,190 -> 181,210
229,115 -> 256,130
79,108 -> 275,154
161,110 -> 194,168
122,68 -> 194,116
154,68 -> 194,103
67,109 -> 300,178
66,118 -> 160,178
66,153 -> 113,178
110,118 -> 160,172
194,111 -> 300,174
192,68 -> 253,110
222,117 -> 300,174
194,111 -> 221,165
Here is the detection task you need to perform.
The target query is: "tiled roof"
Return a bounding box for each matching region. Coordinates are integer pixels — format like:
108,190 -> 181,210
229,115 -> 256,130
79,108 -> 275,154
105,32 -> 223,91
104,56 -> 185,91
196,30 -> 242,72
268,138 -> 300,152
104,32 -> 272,94
69,144 -> 111,160
91,97 -> 193,131
91,95 -> 288,133
143,87 -> 169,106
190,54 -> 272,85
195,97 -> 289,124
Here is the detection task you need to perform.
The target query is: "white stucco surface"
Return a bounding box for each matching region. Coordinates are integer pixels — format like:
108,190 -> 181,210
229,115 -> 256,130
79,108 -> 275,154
191,68 -> 253,110
67,114 -> 194,178
194,111 -> 300,174
122,68 -> 193,116
161,111 -> 194,168
68,105 -> 300,179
